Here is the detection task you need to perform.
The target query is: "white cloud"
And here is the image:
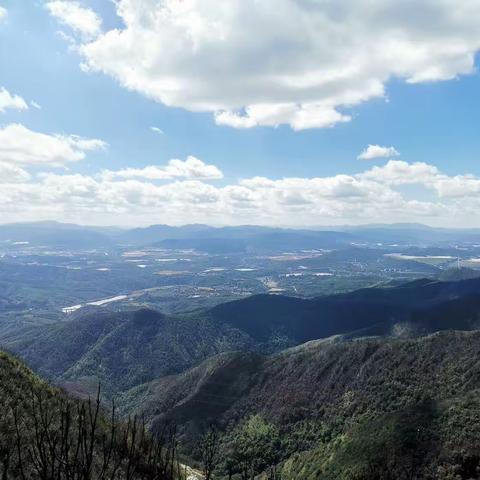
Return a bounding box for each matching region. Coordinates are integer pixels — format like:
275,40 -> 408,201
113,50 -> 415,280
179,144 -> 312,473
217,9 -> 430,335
56,29 -> 76,44
0,123 -> 106,166
73,0 -> 480,130
3,157 -> 480,227
150,126 -> 164,135
0,162 -> 31,183
358,144 -> 400,160
359,160 -> 438,185
433,174 -> 480,199
46,1 -> 102,39
215,104 -> 351,130
30,101 -> 42,110
102,156 -> 223,181
0,87 -> 29,113
0,6 -> 7,22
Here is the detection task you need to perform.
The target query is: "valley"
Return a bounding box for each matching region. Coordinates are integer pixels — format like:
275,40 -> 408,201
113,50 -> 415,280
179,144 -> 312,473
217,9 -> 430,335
3,222 -> 480,479
2,222 -> 480,336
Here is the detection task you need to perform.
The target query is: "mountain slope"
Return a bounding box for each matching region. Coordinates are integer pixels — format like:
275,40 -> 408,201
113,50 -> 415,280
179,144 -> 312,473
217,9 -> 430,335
6,277 -> 480,395
123,331 -> 480,479
0,351 -> 182,480
208,276 -> 480,341
5,308 -> 254,394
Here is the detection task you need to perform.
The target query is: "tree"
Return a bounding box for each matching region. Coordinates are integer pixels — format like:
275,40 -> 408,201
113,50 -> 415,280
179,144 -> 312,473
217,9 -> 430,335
200,426 -> 219,480
229,415 -> 281,480
7,384 -> 183,480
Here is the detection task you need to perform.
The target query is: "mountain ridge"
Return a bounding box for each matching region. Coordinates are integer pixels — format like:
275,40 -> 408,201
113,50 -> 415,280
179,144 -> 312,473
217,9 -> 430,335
120,330 -> 480,479
5,276 -> 480,397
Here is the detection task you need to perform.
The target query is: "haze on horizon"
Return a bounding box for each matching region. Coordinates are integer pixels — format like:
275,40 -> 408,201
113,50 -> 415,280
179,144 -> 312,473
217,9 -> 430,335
2,1 -> 480,228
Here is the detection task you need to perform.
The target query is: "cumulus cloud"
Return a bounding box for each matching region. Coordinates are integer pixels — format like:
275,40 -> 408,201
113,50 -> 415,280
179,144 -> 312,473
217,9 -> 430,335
215,104 -> 351,130
150,126 -> 164,135
102,156 -> 223,181
359,160 -> 438,185
0,87 -> 29,113
434,174 -> 480,198
2,158 -> 480,226
0,123 -> 106,166
358,144 -> 400,160
46,1 -> 102,39
67,0 -> 480,130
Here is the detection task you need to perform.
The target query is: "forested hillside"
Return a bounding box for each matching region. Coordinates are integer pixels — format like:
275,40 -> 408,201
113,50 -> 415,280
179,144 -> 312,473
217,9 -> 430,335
4,277 -> 480,478
3,308 -> 254,394
5,277 -> 480,397
119,331 -> 480,479
0,351 -> 186,480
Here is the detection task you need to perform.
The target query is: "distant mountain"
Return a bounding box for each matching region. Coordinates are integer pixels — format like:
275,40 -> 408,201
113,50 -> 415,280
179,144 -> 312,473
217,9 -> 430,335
116,223 -> 213,245
3,221 -> 480,251
6,277 -> 480,396
127,226 -> 355,253
125,222 -> 480,248
343,223 -> 480,245
122,330 -> 480,479
0,221 -> 116,248
120,222 -> 480,251
0,222 -> 357,251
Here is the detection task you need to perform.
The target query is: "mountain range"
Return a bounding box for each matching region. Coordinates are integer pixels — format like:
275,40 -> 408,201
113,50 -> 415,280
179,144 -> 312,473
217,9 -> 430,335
3,221 -> 480,251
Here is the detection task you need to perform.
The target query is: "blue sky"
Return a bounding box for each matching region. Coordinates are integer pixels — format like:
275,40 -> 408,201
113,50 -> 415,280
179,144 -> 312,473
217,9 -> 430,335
1,1 -> 480,226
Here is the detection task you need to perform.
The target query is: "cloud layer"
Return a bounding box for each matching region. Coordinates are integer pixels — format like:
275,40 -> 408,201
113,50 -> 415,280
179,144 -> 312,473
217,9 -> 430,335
52,0 -> 480,130
3,1 -> 479,226
2,151 -> 480,227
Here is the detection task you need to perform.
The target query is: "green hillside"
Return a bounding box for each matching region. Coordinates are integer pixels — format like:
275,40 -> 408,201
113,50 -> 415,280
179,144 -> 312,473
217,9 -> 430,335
4,308 -> 254,394
121,331 -> 480,479
0,350 -> 186,480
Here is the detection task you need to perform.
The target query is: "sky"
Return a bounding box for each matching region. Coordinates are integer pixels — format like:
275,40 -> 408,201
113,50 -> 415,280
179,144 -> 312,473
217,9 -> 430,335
1,0 -> 480,227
